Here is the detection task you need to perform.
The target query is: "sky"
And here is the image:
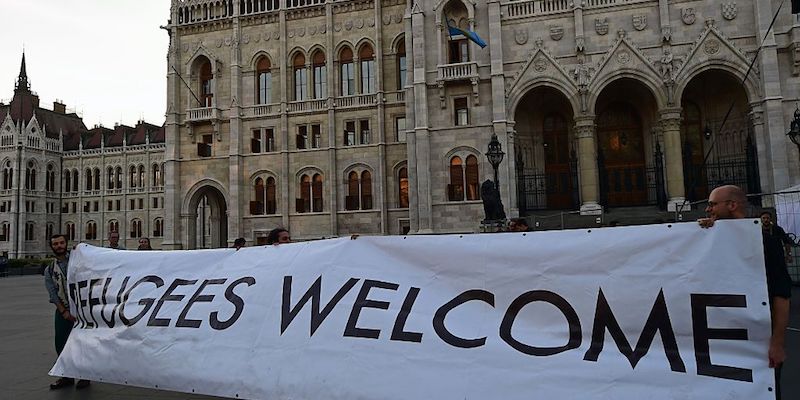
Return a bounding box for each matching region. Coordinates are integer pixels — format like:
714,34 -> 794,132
0,0 -> 169,128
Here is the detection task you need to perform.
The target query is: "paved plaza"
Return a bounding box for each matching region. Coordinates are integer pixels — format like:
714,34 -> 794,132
1,275 -> 799,399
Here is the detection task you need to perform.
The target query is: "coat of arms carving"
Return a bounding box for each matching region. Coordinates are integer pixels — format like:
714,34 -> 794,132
595,18 -> 609,36
681,8 -> 696,25
549,26 -> 564,41
632,15 -> 647,31
514,28 -> 528,45
722,2 -> 737,20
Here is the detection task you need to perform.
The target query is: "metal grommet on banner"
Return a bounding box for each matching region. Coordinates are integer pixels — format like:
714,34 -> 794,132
754,220 -> 759,224
522,233 -> 526,236
587,230 -> 592,233
667,224 -> 672,228
762,301 -> 768,306
768,387 -> 774,392
459,235 -> 463,238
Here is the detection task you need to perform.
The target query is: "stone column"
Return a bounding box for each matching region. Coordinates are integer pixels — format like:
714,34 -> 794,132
411,4 -> 432,233
659,109 -> 686,211
575,116 -> 601,215
228,13 -> 243,244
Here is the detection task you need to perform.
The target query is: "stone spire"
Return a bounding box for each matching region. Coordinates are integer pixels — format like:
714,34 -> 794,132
15,52 -> 29,91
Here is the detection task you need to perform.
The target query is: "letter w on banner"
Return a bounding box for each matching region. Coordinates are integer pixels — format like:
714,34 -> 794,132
52,220 -> 774,399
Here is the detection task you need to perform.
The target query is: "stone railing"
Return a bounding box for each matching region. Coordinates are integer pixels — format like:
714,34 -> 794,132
335,94 -> 378,109
585,0 -> 654,9
106,189 -> 124,195
0,189 -> 12,196
384,90 -> 406,104
63,192 -> 79,198
505,0 -> 571,18
287,99 -> 327,113
187,107 -> 219,122
437,62 -> 478,82
245,103 -> 281,118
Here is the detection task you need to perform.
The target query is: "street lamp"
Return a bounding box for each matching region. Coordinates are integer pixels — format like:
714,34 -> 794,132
486,134 -> 505,190
787,106 -> 800,152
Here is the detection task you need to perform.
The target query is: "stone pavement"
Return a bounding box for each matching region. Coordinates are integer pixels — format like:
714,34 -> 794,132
0,275 -> 798,399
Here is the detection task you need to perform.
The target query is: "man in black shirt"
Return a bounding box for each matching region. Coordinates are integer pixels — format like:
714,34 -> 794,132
760,211 -> 793,265
699,185 -> 791,399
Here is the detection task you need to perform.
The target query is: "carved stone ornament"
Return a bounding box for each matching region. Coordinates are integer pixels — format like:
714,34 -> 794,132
662,26 -> 672,42
367,18 -> 375,27
224,37 -> 232,46
334,22 -> 342,32
345,20 -> 354,31
514,28 -> 528,45
288,30 -> 295,38
595,18 -> 609,36
576,36 -> 585,52
263,33 -> 271,42
310,26 -> 317,35
550,26 -> 564,41
182,44 -> 190,53
616,50 -> 631,65
355,18 -> 364,29
297,27 -> 305,37
704,39 -> 721,55
242,34 -> 250,44
533,56 -> 548,72
632,15 -> 647,31
793,44 -> 800,76
271,31 -> 280,40
215,39 -> 223,48
721,2 -> 737,21
383,15 -> 392,25
392,14 -> 403,24
681,8 -> 696,25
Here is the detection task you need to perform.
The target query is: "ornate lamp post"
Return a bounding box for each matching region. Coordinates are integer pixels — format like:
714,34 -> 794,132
787,106 -> 800,152
486,134 -> 505,190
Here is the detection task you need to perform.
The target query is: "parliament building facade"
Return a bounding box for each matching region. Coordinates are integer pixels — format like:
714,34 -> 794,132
2,0 -> 800,256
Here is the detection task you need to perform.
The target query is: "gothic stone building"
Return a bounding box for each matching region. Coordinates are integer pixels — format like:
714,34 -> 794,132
163,0 -> 800,249
0,56 -> 166,258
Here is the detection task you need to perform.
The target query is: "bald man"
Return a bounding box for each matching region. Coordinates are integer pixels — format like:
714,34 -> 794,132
699,185 -> 791,399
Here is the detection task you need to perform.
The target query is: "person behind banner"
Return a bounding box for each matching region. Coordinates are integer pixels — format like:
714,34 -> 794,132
233,237 -> 246,250
266,228 -> 291,245
760,211 -> 794,265
508,218 -> 530,232
44,234 -> 90,390
108,230 -> 125,250
137,237 -> 152,250
698,185 -> 791,399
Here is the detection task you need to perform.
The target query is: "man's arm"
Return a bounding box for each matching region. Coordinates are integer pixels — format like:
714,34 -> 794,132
769,296 -> 790,368
44,267 -> 74,320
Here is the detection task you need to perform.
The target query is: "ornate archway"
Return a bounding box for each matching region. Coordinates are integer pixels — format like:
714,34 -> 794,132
185,184 -> 228,249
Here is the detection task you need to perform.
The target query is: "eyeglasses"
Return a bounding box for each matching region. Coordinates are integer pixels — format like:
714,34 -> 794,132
707,200 -> 734,207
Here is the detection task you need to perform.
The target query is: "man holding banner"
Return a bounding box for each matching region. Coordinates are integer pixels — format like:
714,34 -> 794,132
699,185 -> 791,399
43,234 -> 90,390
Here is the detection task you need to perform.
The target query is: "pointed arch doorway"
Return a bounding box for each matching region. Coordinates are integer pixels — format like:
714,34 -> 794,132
186,185 -> 228,249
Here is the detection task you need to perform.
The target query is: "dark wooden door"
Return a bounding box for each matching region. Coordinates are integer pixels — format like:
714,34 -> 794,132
680,102 -> 708,201
543,114 -> 574,209
597,103 -> 647,207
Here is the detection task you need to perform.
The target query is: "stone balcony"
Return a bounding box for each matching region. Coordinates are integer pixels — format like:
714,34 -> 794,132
287,99 -> 327,114
186,107 -> 220,123
437,62 -> 478,83
244,103 -> 281,118
335,94 -> 378,109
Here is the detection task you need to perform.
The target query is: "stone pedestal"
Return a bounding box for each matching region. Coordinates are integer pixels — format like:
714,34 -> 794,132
660,109 -> 686,209
575,116 -> 602,216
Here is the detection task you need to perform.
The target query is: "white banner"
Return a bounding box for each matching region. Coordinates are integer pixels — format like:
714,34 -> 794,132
52,220 -> 775,399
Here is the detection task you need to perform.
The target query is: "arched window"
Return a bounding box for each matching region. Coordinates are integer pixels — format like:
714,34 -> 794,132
293,53 -> 307,101
200,59 -> 214,107
448,156 -> 464,201
2,160 -> 12,190
444,3 -> 470,63
85,168 -> 93,190
138,165 -> 145,188
312,50 -> 327,99
397,39 -> 406,90
398,167 -> 409,208
47,164 -> 55,192
340,47 -> 355,96
85,221 -> 97,240
465,155 -> 479,200
152,163 -> 161,187
298,174 -> 311,213
256,56 -> 272,104
359,44 -> 375,94
46,223 -> 54,239
265,176 -> 276,214
64,170 -> 71,192
448,155 -> 480,201
107,166 -> 115,189
72,169 -> 79,192
346,171 -> 359,210
361,171 -> 372,210
108,220 -> 119,234
25,161 -> 36,190
153,218 -> 164,237
312,174 -> 323,212
25,222 -> 35,241
252,177 -> 265,214
0,222 -> 9,242
115,166 -> 123,189
65,222 -> 75,241
94,167 -> 100,190
130,219 -> 142,238
129,166 -> 137,188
